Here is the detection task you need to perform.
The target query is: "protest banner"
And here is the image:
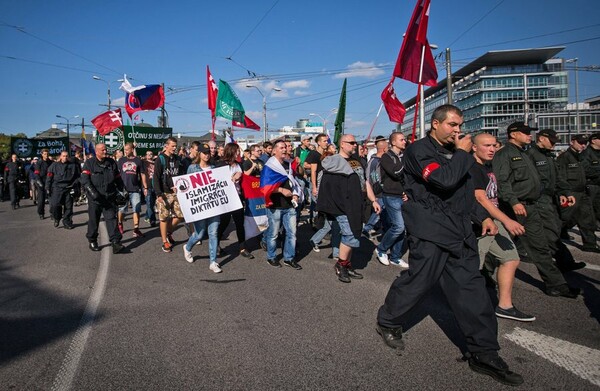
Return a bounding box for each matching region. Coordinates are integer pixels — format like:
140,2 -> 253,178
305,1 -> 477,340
96,125 -> 172,155
11,137 -> 69,158
175,166 -> 242,223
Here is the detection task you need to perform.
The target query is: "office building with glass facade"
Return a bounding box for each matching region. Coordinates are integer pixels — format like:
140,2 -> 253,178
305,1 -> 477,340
401,47 -> 569,139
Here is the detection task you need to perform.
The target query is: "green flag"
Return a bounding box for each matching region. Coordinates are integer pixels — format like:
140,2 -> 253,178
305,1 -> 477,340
215,80 -> 245,123
334,78 -> 347,146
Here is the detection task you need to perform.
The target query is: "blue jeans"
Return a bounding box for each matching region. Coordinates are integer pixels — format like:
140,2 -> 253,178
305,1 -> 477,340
377,195 -> 405,261
266,207 -> 296,261
311,217 -> 331,244
335,214 -> 360,248
119,191 -> 142,214
145,189 -> 156,223
363,196 -> 387,232
186,216 -> 220,262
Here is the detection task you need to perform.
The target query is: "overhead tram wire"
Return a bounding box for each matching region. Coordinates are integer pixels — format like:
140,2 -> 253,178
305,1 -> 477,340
228,0 -> 280,59
0,55 -> 113,75
443,0 -> 506,49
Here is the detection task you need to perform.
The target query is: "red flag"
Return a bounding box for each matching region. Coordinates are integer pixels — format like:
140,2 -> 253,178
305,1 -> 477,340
232,115 -> 261,130
381,81 -> 406,123
393,0 -> 437,86
207,65 -> 218,117
91,109 -> 123,136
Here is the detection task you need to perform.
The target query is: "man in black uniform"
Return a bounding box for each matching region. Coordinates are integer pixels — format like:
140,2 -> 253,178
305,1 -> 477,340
557,134 -> 600,252
376,105 -> 523,386
81,143 -> 125,254
4,154 -> 24,209
493,122 -> 580,298
46,151 -> 80,229
34,149 -> 53,219
580,132 -> 600,225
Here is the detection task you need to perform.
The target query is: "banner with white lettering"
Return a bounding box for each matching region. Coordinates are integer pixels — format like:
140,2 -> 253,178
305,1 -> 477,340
96,126 -> 172,155
174,166 -> 243,223
11,137 -> 69,158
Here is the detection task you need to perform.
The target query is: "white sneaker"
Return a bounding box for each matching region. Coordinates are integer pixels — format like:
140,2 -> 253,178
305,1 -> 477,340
209,262 -> 222,273
374,248 -> 389,266
390,258 -> 409,268
183,246 -> 194,263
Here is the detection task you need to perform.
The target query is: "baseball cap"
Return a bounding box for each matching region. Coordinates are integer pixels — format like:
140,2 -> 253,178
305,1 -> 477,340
537,129 -> 559,144
374,135 -> 387,143
301,134 -> 313,141
507,121 -> 538,135
572,134 -> 588,144
589,132 -> 600,141
198,143 -> 211,154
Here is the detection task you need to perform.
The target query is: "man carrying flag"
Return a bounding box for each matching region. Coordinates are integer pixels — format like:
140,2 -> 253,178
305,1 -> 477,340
260,139 -> 302,270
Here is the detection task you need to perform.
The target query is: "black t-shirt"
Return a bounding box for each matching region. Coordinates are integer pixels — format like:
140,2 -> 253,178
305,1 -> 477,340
117,156 -> 145,192
242,158 -> 264,177
305,150 -> 322,181
470,161 -> 498,208
270,177 -> 293,209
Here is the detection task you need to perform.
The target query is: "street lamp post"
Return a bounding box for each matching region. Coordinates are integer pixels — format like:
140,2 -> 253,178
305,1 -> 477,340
309,108 -> 338,134
566,58 -> 580,133
246,85 -> 282,142
92,76 -> 125,110
56,114 -> 79,155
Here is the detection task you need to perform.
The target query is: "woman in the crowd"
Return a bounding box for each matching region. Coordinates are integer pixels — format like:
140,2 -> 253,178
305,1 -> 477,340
183,144 -> 222,273
216,143 -> 254,259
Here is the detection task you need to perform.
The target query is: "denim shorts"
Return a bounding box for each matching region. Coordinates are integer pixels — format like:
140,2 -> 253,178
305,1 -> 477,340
335,214 -> 360,248
118,191 -> 142,214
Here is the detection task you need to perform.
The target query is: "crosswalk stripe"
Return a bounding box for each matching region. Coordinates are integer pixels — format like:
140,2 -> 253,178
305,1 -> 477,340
505,327 -> 600,387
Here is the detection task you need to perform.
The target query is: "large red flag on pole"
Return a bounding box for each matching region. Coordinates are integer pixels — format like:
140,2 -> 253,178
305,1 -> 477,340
207,65 -> 218,140
91,109 -> 123,136
381,80 -> 406,123
393,0 -> 437,87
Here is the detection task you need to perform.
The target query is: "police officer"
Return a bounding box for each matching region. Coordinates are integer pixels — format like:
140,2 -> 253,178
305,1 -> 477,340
580,132 -> 600,225
80,143 -> 125,254
493,122 -> 580,298
34,148 -> 53,219
527,129 -> 586,271
556,134 -> 600,252
46,151 -> 80,228
376,105 -> 523,386
4,154 -> 25,209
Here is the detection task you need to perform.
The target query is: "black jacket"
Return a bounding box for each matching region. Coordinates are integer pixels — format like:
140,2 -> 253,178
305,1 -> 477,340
380,149 -> 405,196
4,161 -> 24,182
153,153 -> 183,197
556,148 -> 586,193
402,135 -> 488,257
81,157 -> 122,199
34,158 -> 53,184
46,159 -> 80,191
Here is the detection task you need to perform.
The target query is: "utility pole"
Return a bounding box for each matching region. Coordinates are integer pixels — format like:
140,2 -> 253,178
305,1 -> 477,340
446,48 -> 452,104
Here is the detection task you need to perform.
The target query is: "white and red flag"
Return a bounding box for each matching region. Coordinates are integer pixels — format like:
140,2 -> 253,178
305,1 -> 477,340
381,80 -> 406,123
91,108 -> 123,136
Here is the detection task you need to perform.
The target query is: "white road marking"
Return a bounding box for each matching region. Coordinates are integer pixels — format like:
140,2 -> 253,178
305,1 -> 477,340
505,327 -> 600,387
52,222 -> 110,391
585,264 -> 600,272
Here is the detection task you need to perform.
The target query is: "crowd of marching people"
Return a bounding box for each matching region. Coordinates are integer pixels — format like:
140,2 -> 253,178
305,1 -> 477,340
3,104 -> 600,385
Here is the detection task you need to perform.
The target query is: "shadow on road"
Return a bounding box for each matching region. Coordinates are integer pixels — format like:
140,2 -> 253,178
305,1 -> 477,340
0,259 -> 103,364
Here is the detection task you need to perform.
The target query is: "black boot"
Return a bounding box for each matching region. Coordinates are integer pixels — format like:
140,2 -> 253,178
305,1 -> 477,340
469,353 -> 524,386
376,323 -> 404,350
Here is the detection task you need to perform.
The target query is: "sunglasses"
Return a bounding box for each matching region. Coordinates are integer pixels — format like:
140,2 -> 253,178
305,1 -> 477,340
342,141 -> 358,145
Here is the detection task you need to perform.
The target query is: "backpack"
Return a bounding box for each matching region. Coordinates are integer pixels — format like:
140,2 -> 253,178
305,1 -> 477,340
367,155 -> 383,195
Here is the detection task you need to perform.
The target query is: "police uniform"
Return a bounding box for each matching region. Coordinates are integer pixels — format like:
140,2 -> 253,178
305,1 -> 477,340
81,156 -> 124,250
378,134 -> 500,356
556,138 -> 599,251
46,158 -> 80,228
34,157 -> 53,218
4,159 -> 25,209
493,123 -> 575,296
580,132 -> 600,226
527,135 -> 584,270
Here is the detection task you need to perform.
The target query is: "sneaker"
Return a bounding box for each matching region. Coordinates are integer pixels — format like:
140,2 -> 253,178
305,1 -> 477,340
209,262 -> 222,273
117,222 -> 124,235
389,258 -> 409,268
162,242 -> 172,253
495,306 -> 535,322
310,239 -> 320,252
132,228 -> 144,238
347,267 -> 363,279
240,249 -> 255,259
267,258 -> 281,267
166,233 -> 175,245
374,248 -> 389,266
334,263 -> 351,283
469,353 -> 524,386
183,246 -> 194,263
283,260 -> 302,270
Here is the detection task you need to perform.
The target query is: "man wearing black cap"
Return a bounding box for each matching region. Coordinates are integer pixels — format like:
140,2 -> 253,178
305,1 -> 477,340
556,134 -> 600,252
493,122 -> 580,298
527,129 -> 586,271
580,132 -> 600,226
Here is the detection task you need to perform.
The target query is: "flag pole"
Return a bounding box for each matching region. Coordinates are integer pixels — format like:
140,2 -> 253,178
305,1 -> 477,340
365,103 -> 384,142
411,85 -> 421,143
418,44 -> 427,139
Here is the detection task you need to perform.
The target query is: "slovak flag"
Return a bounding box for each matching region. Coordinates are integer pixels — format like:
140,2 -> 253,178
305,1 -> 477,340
120,76 -> 165,118
91,108 -> 123,136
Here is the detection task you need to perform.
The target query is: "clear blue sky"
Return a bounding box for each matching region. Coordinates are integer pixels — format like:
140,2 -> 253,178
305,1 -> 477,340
1,0 -> 599,139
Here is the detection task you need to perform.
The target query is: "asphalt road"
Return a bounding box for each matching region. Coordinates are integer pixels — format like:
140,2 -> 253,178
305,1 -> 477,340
1,199 -> 599,390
